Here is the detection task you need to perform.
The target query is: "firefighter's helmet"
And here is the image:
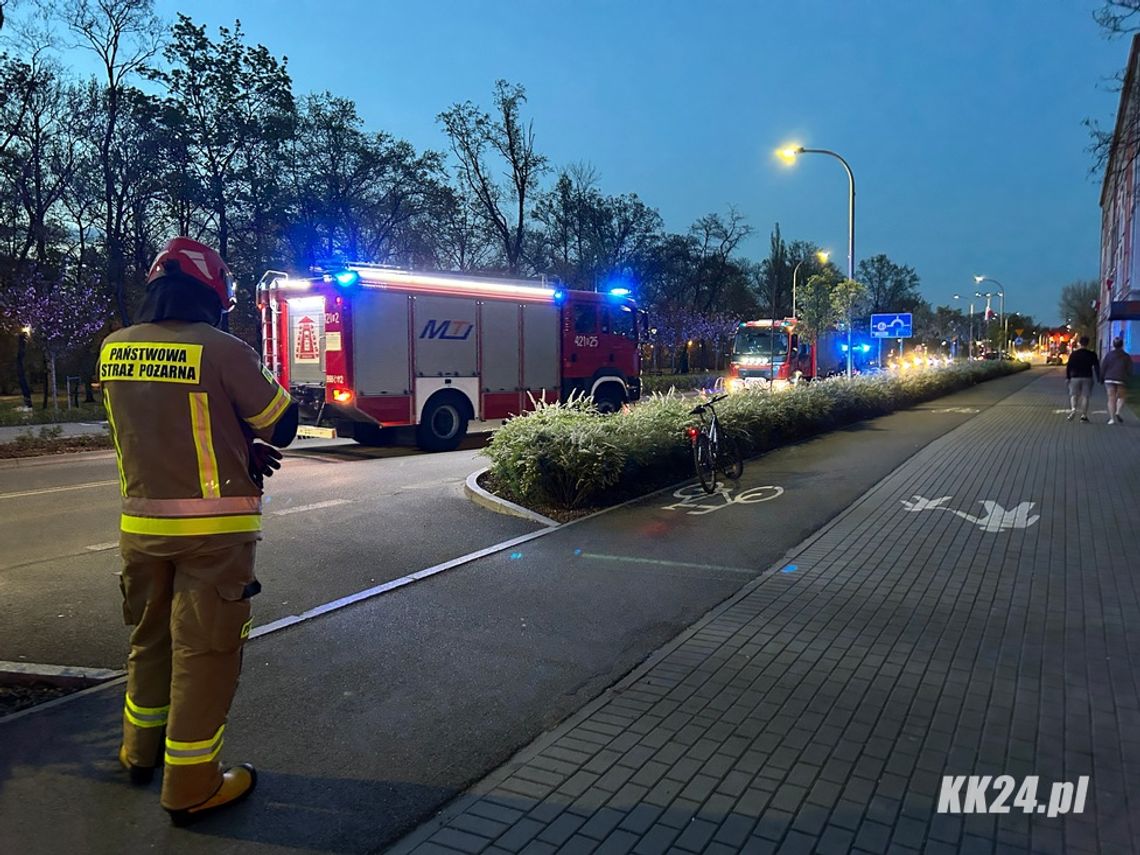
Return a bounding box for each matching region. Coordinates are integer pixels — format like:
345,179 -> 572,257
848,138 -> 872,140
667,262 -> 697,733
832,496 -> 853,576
146,237 -> 237,312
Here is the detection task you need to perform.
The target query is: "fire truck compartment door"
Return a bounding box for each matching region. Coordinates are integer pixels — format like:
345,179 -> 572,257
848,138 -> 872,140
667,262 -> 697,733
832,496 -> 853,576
413,295 -> 477,377
522,303 -> 559,391
353,290 -> 410,395
288,297 -> 325,385
480,301 -> 520,391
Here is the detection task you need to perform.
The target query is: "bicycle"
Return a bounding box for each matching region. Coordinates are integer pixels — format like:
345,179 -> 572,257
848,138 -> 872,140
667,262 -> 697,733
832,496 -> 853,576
687,393 -> 743,494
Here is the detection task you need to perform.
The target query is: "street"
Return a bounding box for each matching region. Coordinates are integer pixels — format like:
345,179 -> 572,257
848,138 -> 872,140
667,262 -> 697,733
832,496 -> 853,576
0,432 -> 540,668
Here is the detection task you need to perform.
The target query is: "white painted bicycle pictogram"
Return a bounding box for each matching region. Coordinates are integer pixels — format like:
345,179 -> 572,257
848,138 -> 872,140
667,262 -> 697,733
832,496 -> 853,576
662,483 -> 784,515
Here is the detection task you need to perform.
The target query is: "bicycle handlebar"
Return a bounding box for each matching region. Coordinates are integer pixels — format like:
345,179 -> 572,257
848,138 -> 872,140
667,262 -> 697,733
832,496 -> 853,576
689,393 -> 728,416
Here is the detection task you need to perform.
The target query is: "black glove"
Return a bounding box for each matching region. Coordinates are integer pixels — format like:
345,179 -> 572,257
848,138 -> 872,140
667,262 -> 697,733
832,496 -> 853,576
248,441 -> 283,489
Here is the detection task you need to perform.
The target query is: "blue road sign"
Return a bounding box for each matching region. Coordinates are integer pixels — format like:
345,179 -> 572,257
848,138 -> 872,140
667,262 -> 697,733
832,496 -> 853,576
870,313 -> 913,338
1015,336 -> 1024,346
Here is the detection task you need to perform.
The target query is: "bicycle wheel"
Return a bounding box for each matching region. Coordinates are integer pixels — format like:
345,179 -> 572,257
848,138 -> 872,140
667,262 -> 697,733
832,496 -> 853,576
693,433 -> 717,494
718,434 -> 743,480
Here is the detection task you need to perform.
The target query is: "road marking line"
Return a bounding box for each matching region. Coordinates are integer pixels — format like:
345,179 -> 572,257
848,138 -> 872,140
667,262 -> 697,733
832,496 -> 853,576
575,552 -> 756,575
249,527 -> 555,639
0,480 -> 119,500
84,542 -> 119,552
271,499 -> 352,516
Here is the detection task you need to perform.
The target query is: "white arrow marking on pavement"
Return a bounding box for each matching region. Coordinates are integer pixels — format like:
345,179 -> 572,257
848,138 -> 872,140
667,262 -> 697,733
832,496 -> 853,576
0,480 -> 119,500
901,494 -> 1039,532
271,498 -> 352,516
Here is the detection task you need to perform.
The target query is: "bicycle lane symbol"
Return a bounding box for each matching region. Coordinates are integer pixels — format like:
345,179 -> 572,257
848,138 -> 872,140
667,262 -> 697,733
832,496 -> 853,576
661,483 -> 784,515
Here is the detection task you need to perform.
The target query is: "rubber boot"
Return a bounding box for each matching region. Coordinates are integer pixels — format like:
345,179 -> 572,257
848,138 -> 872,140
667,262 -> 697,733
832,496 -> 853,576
119,744 -> 158,786
166,764 -> 257,827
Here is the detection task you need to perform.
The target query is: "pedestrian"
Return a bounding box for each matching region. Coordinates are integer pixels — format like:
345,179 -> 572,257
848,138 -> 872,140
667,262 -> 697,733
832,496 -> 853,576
1101,336 -> 1133,424
1065,335 -> 1101,422
101,237 -> 297,825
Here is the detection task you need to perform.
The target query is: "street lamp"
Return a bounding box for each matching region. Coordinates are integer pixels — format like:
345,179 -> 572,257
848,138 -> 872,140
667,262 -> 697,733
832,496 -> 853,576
792,250 -> 830,318
974,275 -> 1005,352
779,144 -> 856,376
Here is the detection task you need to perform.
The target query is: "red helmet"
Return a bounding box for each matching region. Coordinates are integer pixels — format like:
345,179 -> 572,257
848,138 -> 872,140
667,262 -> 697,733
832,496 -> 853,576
146,237 -> 236,312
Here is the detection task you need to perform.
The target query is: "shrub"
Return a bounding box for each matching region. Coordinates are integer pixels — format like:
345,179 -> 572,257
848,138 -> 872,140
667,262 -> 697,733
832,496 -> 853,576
485,361 -> 1029,510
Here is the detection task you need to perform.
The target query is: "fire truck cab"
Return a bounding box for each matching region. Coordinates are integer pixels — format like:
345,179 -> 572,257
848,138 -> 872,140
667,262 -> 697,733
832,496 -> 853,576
726,319 -> 817,389
257,265 -> 642,451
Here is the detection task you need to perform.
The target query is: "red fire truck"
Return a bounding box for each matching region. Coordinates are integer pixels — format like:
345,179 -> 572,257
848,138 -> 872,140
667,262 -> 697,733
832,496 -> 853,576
1043,328 -> 1073,365
726,319 -> 820,388
257,265 -> 643,450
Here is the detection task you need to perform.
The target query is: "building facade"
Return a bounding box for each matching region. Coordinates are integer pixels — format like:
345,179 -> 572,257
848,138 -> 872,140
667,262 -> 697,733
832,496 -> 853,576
1099,35 -> 1140,359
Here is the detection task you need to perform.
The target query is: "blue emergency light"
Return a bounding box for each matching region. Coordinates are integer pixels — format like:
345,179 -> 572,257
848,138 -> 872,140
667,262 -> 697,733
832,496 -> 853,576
333,270 -> 360,287
609,287 -> 631,297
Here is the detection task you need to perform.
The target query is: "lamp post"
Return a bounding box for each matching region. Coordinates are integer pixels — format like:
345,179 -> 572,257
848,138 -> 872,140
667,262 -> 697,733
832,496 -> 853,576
974,276 -> 1005,352
779,145 -> 856,376
792,250 -> 830,319
974,291 -> 993,355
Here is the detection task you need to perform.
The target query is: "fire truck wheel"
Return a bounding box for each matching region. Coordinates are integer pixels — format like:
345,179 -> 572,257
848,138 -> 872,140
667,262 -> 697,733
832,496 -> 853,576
417,394 -> 470,452
593,386 -> 625,414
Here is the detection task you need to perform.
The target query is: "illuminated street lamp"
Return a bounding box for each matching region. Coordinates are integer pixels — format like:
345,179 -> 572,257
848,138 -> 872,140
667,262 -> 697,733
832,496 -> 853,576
974,275 -> 1006,352
779,144 -> 856,376
792,250 -> 830,319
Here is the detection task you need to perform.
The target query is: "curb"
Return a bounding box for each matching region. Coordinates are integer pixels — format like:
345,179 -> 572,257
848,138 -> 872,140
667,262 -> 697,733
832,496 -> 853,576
464,468 -> 559,527
0,661 -> 124,688
0,449 -> 116,469
0,660 -> 123,690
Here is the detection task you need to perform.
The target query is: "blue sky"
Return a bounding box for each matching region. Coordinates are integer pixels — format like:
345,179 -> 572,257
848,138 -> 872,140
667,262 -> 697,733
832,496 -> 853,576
129,2 -> 1129,322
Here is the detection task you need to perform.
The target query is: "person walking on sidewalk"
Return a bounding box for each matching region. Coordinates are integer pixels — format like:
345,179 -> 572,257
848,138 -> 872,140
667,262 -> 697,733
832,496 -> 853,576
1102,336 -> 1133,424
100,237 -> 297,825
1066,335 -> 1101,422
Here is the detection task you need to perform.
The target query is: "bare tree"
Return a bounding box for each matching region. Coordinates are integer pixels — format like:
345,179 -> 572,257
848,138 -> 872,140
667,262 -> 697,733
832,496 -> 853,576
1095,1 -> 1140,33
1058,279 -> 1100,339
438,80 -> 547,274
65,0 -> 163,324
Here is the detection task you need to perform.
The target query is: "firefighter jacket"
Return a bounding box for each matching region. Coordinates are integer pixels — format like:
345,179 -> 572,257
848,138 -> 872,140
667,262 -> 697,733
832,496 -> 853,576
100,321 -> 293,540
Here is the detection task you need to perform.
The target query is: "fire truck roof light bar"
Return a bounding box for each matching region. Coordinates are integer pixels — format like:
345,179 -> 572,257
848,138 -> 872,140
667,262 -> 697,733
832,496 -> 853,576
346,266 -> 557,300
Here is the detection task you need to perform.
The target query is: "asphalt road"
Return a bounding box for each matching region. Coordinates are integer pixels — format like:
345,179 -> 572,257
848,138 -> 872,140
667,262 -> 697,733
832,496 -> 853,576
0,431 -> 540,668
0,369 -> 1047,854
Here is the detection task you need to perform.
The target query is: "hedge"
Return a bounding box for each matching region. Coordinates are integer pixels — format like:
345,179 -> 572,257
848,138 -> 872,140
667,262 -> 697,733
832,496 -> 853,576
485,361 -> 1030,511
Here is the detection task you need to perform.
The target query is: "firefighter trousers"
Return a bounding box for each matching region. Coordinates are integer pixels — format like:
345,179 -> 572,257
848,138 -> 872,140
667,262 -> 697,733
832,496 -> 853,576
118,535 -> 257,811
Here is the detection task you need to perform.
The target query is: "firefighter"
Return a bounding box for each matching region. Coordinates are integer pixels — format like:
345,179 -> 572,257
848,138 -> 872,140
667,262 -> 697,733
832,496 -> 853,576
101,237 -> 298,825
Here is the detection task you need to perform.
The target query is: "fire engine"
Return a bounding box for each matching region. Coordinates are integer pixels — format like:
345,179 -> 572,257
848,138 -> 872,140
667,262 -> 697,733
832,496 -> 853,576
727,319 -> 879,388
1044,328 -> 1073,365
726,319 -> 821,388
257,265 -> 643,451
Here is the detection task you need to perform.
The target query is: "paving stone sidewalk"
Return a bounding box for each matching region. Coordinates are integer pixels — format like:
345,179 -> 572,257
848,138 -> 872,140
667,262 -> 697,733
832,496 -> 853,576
390,372 -> 1140,855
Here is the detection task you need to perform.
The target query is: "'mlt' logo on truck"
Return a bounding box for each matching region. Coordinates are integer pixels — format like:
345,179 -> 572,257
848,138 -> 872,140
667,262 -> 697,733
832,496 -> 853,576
420,320 -> 474,341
